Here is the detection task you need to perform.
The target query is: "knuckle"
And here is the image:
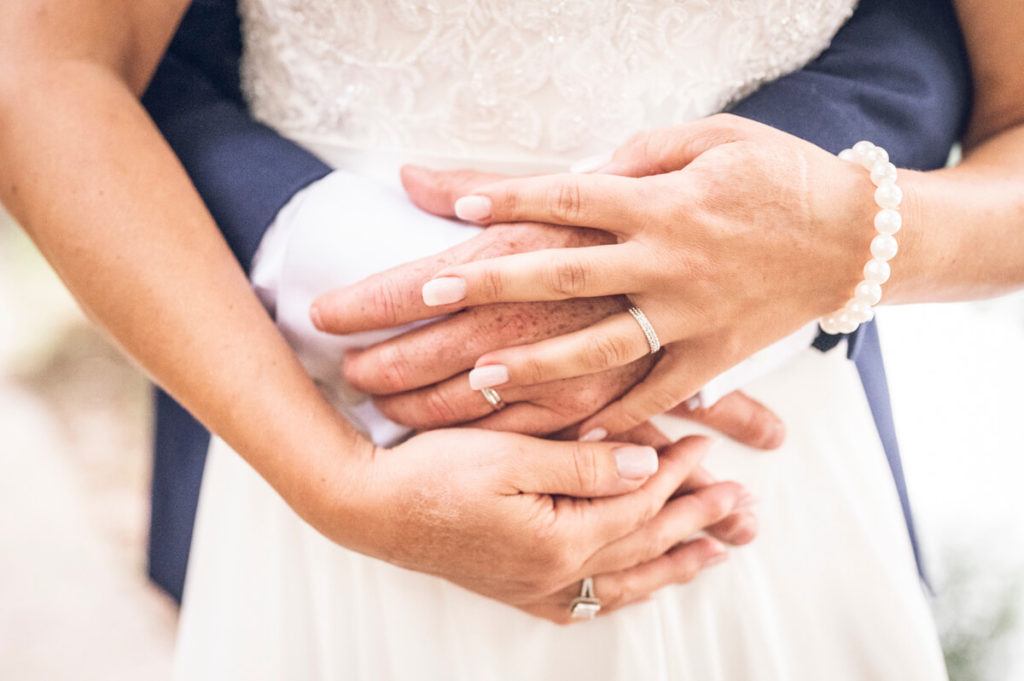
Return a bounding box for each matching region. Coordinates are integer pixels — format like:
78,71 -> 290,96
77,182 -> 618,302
570,444 -> 602,494
367,281 -> 404,328
377,344 -> 413,393
549,180 -> 584,224
476,267 -> 506,301
422,388 -> 460,426
638,384 -> 682,415
582,333 -> 635,372
516,354 -> 548,386
545,258 -> 590,298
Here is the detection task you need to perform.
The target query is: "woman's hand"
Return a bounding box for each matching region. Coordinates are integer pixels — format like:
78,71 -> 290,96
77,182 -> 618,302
413,115 -> 877,437
315,431 -> 748,624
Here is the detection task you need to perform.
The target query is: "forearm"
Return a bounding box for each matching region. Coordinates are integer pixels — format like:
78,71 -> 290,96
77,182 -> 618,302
0,62 -> 369,519
891,126 -> 1024,305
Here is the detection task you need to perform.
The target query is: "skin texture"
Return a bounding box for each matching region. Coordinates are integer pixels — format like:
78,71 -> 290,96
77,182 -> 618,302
0,0 -> 754,623
400,24 -> 1024,437
315,180 -> 785,449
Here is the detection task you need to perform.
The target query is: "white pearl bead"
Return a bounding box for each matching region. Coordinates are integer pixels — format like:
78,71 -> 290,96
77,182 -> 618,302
869,147 -> 889,164
855,281 -> 883,306
874,209 -> 902,235
838,314 -> 859,334
874,183 -> 902,209
870,161 -> 898,186
820,317 -> 840,335
846,300 -> 874,323
870,234 -> 899,261
863,258 -> 891,284
852,140 -> 875,157
838,149 -> 856,162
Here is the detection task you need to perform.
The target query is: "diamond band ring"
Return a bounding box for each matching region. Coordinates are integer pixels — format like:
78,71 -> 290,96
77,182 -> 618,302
480,387 -> 505,411
627,306 -> 661,354
569,577 -> 601,620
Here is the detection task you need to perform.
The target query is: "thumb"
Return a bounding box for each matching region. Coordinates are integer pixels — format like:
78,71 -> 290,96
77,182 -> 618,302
511,438 -> 661,498
593,114 -> 751,178
400,165 -> 511,218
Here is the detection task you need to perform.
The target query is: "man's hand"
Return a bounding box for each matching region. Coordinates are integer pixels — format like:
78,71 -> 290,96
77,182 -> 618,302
326,431 -> 746,624
315,221 -> 656,435
312,167 -> 786,448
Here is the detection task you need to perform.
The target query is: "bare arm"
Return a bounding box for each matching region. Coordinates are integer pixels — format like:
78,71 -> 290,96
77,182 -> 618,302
0,1 -> 370,515
0,1 -> 749,619
892,0 -> 1024,304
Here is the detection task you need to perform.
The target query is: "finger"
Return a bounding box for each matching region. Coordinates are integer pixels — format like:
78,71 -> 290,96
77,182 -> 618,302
706,510 -> 759,547
579,353 -> 709,441
467,312 -> 654,390
451,172 -> 647,232
424,245 -> 639,307
372,372 -> 536,431
669,390 -> 786,450
468,402 -> 575,437
583,480 -> 743,574
591,536 -> 729,615
506,436 -> 666,499
563,435 -> 713,546
311,256 -> 463,335
522,536 -> 727,625
599,115 -> 751,178
400,165 -> 512,217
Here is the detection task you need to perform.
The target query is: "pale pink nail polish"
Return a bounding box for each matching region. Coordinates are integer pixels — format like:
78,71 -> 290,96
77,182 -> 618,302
468,365 -> 509,390
614,446 -> 658,479
570,152 -> 614,174
310,305 -> 324,330
580,428 -> 608,442
454,196 -> 492,222
704,552 -> 730,568
734,490 -> 761,512
422,277 -> 467,306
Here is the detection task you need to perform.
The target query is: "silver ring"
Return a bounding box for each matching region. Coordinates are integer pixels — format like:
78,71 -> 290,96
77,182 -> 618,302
480,387 -> 505,412
627,306 -> 661,354
569,577 -> 601,620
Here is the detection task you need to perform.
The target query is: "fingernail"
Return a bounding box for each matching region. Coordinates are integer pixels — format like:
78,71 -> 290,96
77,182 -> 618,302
580,427 -> 608,442
570,152 -> 614,174
310,305 -> 324,330
765,420 -> 786,449
614,446 -> 659,479
422,277 -> 466,306
704,550 -> 730,569
468,364 -> 509,390
684,395 -> 703,411
454,195 -> 492,222
734,490 -> 761,512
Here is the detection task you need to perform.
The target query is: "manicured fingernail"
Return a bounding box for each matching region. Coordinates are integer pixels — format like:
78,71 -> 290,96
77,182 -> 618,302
765,420 -> 786,449
614,446 -> 658,479
704,550 -> 730,569
570,152 -> 614,174
422,277 -> 466,306
310,305 -> 324,330
734,490 -> 761,512
468,364 -> 509,390
580,427 -> 608,442
684,395 -> 702,411
454,195 -> 492,222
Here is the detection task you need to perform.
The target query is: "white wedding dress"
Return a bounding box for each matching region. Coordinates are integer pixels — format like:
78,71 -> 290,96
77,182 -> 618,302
173,2 -> 948,679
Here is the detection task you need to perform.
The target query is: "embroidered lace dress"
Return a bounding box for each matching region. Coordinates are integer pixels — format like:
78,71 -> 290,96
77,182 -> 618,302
172,3 -> 949,680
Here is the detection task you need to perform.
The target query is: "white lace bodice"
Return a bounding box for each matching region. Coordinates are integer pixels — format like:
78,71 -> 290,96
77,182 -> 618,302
240,0 -> 856,168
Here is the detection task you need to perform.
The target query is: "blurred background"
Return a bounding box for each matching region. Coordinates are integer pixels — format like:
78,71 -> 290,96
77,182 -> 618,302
1,205 -> 1022,680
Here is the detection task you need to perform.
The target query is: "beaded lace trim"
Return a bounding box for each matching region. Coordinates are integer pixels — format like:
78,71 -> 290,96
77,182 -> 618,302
240,0 -> 856,161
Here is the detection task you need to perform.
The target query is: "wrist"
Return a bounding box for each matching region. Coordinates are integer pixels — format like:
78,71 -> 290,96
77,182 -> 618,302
819,142 -> 904,334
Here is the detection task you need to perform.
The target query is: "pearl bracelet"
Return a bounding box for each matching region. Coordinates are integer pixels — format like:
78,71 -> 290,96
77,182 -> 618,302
819,141 -> 901,335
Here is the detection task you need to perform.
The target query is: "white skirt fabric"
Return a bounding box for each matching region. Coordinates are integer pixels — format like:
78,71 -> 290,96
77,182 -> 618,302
172,167 -> 946,680
174,347 -> 947,681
